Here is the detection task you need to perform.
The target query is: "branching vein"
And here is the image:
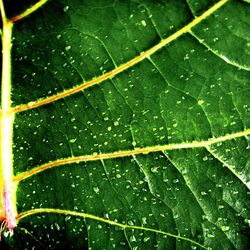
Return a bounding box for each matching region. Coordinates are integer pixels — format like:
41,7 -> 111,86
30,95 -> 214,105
10,0 -> 48,23
12,0 -> 229,113
13,128 -> 250,182
17,208 -> 208,249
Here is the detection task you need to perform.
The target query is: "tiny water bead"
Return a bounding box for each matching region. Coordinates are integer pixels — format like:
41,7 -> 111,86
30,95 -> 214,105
93,187 -> 100,194
150,166 -> 158,173
221,225 -> 230,232
130,235 -> 137,242
63,6 -> 69,12
198,100 -> 204,105
70,138 -> 77,143
141,20 -> 147,27
65,45 -> 71,51
114,121 -> 119,126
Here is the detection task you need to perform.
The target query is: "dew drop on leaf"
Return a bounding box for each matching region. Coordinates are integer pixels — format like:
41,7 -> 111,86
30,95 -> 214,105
65,45 -> 71,51
221,225 -> 230,232
116,173 -> 121,178
198,100 -> 204,105
207,233 -> 215,238
63,6 -> 69,12
150,166 -> 158,173
70,138 -> 76,143
93,187 -> 100,194
114,121 -> 119,126
141,20 -> 146,27
129,235 -> 136,242
203,156 -> 208,161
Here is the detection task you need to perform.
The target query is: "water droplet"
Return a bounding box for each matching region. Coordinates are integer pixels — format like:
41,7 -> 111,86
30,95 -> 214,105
221,225 -> 230,232
63,6 -> 69,12
116,174 -> 121,178
213,37 -> 219,42
141,20 -> 146,27
55,223 -> 60,230
244,218 -> 250,226
207,233 -> 215,238
181,169 -> 187,174
184,54 -> 189,60
114,121 -> 119,126
93,187 -> 100,194
65,45 -> 71,51
198,100 -> 204,105
130,235 -> 136,242
151,166 -> 158,173
203,156 -> 208,161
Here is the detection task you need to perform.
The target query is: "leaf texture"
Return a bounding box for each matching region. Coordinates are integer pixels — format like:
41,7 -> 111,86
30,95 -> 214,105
0,0 -> 250,249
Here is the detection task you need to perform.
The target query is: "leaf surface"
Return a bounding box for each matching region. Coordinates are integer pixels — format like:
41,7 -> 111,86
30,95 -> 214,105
1,0 -> 250,249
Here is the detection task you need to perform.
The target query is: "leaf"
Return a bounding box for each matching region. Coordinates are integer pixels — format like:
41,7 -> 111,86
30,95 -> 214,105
0,0 -> 250,249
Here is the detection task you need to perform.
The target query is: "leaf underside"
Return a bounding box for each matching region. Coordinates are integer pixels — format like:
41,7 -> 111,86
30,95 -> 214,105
1,0 -> 250,249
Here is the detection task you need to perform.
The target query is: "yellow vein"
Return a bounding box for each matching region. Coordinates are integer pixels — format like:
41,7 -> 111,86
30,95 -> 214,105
12,0 -> 229,113
13,128 -> 250,182
9,0 -> 48,23
17,208 -> 208,249
0,1 -> 17,230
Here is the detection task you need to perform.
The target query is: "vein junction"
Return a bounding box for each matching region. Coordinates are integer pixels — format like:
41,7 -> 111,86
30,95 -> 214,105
0,0 -> 48,232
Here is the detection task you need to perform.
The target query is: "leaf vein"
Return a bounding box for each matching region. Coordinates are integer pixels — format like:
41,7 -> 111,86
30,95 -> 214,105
12,0 -> 229,113
13,129 -> 250,182
17,208 -> 208,249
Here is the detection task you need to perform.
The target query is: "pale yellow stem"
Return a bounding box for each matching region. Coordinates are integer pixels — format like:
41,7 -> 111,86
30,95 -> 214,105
0,5 -> 16,229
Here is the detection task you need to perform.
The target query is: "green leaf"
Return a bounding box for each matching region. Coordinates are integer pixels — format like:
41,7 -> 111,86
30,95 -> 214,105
1,0 -> 250,249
